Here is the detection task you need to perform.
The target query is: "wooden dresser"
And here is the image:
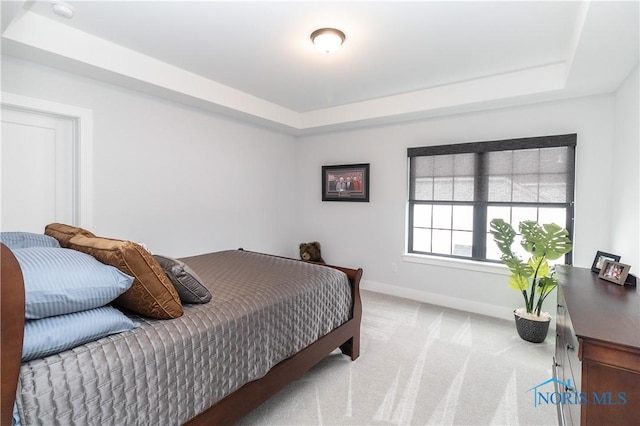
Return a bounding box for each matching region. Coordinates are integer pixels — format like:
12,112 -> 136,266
554,265 -> 640,426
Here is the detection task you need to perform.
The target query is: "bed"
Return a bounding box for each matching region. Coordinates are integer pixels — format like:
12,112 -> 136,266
1,232 -> 362,426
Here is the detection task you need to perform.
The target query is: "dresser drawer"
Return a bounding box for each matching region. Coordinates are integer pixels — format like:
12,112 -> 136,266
555,293 -> 570,350
555,286 -> 581,425
563,311 -> 581,392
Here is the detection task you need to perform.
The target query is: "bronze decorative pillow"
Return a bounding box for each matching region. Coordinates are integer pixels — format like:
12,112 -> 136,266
45,223 -> 96,247
67,234 -> 183,319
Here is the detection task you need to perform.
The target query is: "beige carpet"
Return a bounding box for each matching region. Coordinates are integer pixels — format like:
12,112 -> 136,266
239,290 -> 558,426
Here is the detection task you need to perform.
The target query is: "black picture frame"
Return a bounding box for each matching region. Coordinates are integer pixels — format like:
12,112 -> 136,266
322,163 -> 370,202
598,259 -> 631,286
591,250 -> 621,273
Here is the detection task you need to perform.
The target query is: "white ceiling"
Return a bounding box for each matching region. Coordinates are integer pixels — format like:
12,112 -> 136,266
1,1 -> 639,134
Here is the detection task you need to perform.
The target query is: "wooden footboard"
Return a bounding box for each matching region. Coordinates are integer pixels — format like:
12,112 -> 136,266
185,260 -> 362,426
0,244 -> 362,426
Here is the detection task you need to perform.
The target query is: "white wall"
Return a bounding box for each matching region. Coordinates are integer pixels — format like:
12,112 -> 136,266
1,56 -> 297,258
295,95 -> 617,319
612,66 -> 640,268
2,55 -> 635,320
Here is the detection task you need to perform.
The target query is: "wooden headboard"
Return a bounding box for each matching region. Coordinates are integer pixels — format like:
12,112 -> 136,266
1,243 -> 25,426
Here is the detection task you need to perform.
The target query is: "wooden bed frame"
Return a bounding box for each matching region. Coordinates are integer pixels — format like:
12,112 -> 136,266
0,244 -> 362,426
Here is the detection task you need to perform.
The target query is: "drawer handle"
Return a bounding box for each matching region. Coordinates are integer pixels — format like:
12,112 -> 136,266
558,303 -> 563,308
566,343 -> 574,351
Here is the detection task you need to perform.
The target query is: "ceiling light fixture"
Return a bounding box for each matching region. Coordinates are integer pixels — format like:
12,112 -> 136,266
310,28 -> 345,54
51,1 -> 75,19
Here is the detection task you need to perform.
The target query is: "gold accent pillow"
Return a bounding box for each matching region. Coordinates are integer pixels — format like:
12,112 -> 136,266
44,223 -> 96,247
67,234 -> 183,319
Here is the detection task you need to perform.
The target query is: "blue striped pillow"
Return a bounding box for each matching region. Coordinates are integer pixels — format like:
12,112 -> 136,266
22,306 -> 138,362
1,232 -> 60,250
12,247 -> 134,319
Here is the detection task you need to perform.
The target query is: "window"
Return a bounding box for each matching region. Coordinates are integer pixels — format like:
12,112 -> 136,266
408,134 -> 576,263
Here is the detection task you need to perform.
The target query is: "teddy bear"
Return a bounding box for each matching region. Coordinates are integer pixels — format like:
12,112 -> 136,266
299,241 -> 325,264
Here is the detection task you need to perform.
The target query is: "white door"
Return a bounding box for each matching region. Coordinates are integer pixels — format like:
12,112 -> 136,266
1,107 -> 76,232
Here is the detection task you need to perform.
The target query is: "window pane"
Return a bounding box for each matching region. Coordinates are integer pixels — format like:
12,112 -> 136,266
539,174 -> 567,202
452,205 -> 473,231
433,177 -> 453,200
487,206 -> 511,227
513,149 -> 539,174
413,228 -> 432,252
413,204 -> 432,228
454,153 -> 475,175
411,156 -> 434,178
511,207 -> 537,228
452,231 -> 473,257
512,174 -> 539,202
453,176 -> 474,201
486,235 -> 502,261
488,175 -> 512,202
413,177 -> 433,200
433,155 -> 454,176
487,151 -> 512,175
432,229 -> 451,254
432,205 -> 452,229
539,207 -> 566,226
540,147 -> 568,173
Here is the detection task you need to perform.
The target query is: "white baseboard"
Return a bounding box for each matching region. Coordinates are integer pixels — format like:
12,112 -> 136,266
360,279 -> 516,321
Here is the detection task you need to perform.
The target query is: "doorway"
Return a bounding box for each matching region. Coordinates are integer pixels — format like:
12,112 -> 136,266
0,94 -> 92,232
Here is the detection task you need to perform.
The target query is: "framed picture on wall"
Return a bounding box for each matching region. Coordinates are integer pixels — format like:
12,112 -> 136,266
598,260 -> 631,286
591,251 -> 621,273
322,163 -> 370,202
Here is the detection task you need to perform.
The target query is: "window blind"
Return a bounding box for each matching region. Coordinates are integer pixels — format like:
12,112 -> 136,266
407,134 -> 576,261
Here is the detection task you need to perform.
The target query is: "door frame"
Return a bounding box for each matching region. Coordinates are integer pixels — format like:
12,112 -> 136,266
1,92 -> 93,229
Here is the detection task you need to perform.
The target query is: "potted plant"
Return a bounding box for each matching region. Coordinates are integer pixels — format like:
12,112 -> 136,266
489,219 -> 572,343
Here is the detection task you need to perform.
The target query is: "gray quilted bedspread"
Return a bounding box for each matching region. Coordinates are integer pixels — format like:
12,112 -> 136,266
16,250 -> 352,425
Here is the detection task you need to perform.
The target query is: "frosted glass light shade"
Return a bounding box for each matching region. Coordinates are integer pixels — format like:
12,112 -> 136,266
51,2 -> 75,18
311,28 -> 345,54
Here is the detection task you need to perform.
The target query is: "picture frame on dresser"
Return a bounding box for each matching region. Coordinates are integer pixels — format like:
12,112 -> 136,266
598,259 -> 631,285
590,250 -> 621,273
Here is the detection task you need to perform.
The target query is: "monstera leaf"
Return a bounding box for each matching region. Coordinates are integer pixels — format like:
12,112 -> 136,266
489,218 -> 516,257
528,256 -> 550,278
537,276 -> 558,295
520,221 -> 572,260
508,274 -> 530,292
501,255 -> 533,278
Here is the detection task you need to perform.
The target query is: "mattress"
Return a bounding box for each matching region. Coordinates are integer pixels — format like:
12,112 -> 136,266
15,250 -> 352,425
